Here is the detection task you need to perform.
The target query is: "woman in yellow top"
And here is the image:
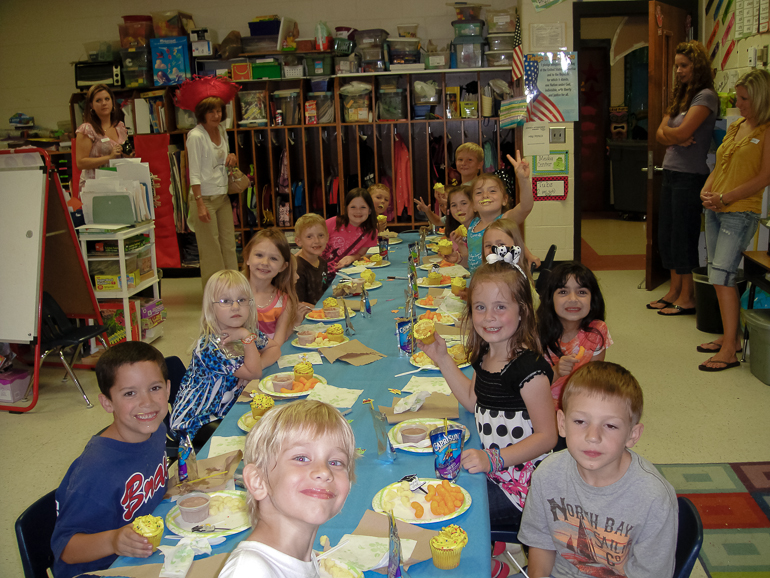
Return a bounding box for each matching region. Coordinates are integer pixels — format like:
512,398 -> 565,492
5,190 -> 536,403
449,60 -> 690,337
698,70 -> 770,371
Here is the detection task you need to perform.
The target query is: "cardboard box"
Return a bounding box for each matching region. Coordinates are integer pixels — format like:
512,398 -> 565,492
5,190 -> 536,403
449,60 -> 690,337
231,62 -> 251,81
142,324 -> 164,341
95,269 -> 140,292
100,300 -> 141,344
140,298 -> 167,330
0,369 -> 31,403
150,37 -> 191,86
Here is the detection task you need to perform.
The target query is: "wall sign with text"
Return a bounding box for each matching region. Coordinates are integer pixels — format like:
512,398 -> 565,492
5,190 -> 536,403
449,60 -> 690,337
532,151 -> 569,175
532,176 -> 569,201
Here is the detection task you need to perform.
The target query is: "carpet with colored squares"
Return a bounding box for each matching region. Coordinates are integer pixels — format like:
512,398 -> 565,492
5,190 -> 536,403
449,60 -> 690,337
656,462 -> 770,577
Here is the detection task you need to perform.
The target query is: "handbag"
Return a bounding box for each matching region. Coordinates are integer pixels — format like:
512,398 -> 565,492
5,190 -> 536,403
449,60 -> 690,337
228,168 -> 251,194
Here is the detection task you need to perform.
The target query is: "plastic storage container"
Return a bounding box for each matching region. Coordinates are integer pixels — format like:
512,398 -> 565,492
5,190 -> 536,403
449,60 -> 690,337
124,69 -> 152,88
307,92 -> 335,123
388,38 -> 421,53
119,15 -> 154,48
252,62 -> 281,79
272,90 -> 301,125
361,46 -> 384,61
451,3 -> 484,19
452,19 -> 485,37
311,76 -> 331,91
343,93 -> 371,122
335,54 -> 360,74
333,37 -> 355,56
304,54 -> 332,76
151,10 -> 193,37
487,33 -> 516,51
486,8 -> 516,32
242,36 -> 279,53
354,28 -> 389,46
398,24 -> 419,38
485,50 -> 515,67
453,37 -> 484,68
743,309 -> 770,385
424,51 -> 450,69
378,89 -> 407,120
362,60 -> 386,73
693,267 -> 746,333
120,47 -> 150,69
413,89 -> 441,105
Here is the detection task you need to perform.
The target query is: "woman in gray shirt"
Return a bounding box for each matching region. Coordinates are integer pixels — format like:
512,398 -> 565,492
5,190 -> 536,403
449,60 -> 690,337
648,41 -> 717,316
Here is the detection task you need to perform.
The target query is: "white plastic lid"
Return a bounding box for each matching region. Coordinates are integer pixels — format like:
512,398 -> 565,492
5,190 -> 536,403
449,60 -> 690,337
387,37 -> 421,43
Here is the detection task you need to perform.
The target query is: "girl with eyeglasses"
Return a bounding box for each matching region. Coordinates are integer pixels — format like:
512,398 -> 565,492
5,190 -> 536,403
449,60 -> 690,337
171,270 -> 280,439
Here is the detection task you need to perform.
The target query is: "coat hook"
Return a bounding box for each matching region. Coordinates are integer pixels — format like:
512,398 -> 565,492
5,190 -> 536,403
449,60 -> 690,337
272,134 -> 279,147
289,131 -> 295,145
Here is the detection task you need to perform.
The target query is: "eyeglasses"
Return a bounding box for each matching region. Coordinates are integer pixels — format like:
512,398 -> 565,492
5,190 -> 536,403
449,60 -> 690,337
213,298 -> 253,308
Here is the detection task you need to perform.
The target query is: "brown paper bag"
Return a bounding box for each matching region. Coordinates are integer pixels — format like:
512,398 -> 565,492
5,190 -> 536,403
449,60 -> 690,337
320,339 -> 386,366
351,510 -> 438,572
165,450 -> 242,497
379,392 -> 459,424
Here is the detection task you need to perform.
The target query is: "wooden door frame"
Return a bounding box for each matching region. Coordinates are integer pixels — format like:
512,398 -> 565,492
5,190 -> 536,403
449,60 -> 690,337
571,0 -> 697,264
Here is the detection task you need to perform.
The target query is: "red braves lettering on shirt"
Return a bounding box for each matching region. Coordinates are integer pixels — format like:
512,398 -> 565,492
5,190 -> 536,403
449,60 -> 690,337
120,457 -> 168,521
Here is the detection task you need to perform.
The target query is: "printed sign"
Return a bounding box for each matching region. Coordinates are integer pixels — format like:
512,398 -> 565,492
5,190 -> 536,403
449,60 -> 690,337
532,176 -> 569,201
533,151 -> 569,175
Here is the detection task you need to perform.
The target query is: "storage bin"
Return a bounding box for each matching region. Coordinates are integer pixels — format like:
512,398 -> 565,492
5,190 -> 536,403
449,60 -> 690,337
743,309 -> 770,385
333,37 -> 355,56
272,90 -> 301,125
424,51 -> 450,69
231,62 -> 251,80
151,10 -> 193,37
387,38 -> 421,53
242,36 -> 279,53
307,92 -> 335,123
311,76 -> 331,91
119,17 -> 154,48
343,93 -> 371,122
252,62 -> 281,79
452,19 -> 484,37
304,54 -> 332,76
335,26 -> 357,38
486,8 -> 516,33
378,89 -> 406,120
124,69 -> 151,89
0,369 -> 31,403
413,89 -> 441,105
451,3 -> 484,20
398,24 -> 419,38
485,50 -> 515,67
693,267 -> 746,333
354,28 -> 389,46
249,19 -> 281,36
361,46 -> 383,61
120,47 -> 150,70
453,37 -> 484,68
239,91 -> 268,123
335,54 -> 360,74
487,33 -> 516,51
282,64 -> 304,78
413,104 -> 432,119
362,60 -> 386,73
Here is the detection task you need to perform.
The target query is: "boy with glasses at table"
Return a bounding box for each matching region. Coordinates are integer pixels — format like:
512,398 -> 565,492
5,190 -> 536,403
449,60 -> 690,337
519,362 -> 678,578
50,342 -> 170,578
219,400 -> 357,577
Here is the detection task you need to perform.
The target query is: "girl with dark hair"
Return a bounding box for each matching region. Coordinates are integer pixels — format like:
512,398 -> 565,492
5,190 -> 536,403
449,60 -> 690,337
650,40 -> 718,316
537,262 -> 612,407
75,84 -> 128,194
321,188 -> 378,273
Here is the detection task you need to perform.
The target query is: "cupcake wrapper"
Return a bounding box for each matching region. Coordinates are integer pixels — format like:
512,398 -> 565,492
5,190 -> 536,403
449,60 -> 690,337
430,543 -> 464,569
418,332 -> 436,345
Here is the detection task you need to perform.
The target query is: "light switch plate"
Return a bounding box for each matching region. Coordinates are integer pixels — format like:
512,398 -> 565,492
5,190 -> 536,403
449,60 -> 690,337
549,127 -> 565,143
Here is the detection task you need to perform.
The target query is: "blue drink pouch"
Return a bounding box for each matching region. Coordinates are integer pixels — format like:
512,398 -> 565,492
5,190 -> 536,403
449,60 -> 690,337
430,427 -> 465,481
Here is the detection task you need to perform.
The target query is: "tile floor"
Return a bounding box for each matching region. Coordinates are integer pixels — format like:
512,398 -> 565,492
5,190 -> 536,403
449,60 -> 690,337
2,270 -> 768,578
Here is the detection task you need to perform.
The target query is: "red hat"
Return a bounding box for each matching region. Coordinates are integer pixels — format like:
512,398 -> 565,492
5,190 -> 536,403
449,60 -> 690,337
174,76 -> 241,111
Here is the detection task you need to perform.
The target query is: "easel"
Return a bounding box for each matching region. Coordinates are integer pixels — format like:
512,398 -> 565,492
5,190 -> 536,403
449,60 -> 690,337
0,148 -> 104,413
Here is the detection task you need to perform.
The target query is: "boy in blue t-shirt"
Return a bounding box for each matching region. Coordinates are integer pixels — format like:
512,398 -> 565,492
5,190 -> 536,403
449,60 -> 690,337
51,342 -> 170,578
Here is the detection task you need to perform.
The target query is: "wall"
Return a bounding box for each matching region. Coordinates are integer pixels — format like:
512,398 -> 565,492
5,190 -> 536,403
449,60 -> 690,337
581,16 -> 629,106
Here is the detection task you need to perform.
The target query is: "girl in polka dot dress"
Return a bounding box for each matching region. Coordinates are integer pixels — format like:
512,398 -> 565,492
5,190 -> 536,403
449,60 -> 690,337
417,246 -> 558,534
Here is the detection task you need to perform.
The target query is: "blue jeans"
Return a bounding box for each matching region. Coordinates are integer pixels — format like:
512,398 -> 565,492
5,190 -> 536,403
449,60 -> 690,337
705,210 -> 760,286
658,170 -> 708,274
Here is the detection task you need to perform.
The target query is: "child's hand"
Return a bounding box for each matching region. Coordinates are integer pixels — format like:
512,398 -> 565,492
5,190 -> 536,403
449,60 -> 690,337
414,196 -> 430,213
337,256 -> 356,268
221,327 -> 251,344
295,302 -> 313,324
461,449 -> 491,474
112,525 -> 153,558
555,354 -> 580,378
416,332 -> 450,365
507,150 -> 530,180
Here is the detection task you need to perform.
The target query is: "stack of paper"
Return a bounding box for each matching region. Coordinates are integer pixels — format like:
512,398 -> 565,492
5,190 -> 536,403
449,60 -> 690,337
81,161 -> 153,225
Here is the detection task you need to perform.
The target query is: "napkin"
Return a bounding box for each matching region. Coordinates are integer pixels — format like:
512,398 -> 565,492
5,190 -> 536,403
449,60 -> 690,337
402,375 -> 453,396
158,537 -> 212,577
320,339 -> 386,366
277,351 -> 323,368
165,450 -> 242,497
343,298 -> 378,311
340,265 -> 367,274
438,293 -> 466,317
324,534 -> 417,572
207,436 -> 246,459
394,391 -> 431,414
81,553 -> 230,577
351,510 -> 438,572
421,255 -> 442,264
379,392 -> 459,424
437,264 -> 470,277
436,324 -> 466,338
306,382 -> 364,408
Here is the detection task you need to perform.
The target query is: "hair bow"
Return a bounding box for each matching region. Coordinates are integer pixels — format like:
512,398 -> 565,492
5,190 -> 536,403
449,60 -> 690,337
486,244 -> 524,275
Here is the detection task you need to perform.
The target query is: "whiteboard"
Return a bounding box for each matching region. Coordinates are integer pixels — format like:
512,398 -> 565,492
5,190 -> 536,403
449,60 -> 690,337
0,166 -> 46,342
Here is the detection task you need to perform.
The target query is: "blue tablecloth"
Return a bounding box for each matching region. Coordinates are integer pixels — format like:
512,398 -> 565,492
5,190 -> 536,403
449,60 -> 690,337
113,232 -> 491,575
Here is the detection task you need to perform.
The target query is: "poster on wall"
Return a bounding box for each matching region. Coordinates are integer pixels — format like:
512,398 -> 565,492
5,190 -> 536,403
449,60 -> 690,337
530,0 -> 567,12
524,52 -> 578,123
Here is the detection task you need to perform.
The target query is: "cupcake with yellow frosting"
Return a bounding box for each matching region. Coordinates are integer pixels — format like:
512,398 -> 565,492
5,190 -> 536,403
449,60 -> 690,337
251,394 -> 275,418
455,224 -> 467,239
377,214 -> 387,224
437,239 -> 453,256
361,269 -> 376,285
293,361 -> 314,381
451,277 -> 466,296
427,271 -> 443,286
430,524 -> 468,569
369,254 -> 382,263
323,297 -> 341,319
327,324 -> 345,343
132,515 -> 164,551
413,319 -> 436,345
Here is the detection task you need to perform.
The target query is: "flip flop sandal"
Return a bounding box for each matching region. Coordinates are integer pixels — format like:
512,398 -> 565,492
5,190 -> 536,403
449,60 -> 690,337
657,304 -> 696,316
696,342 -> 743,353
698,357 -> 741,372
646,298 -> 672,310
492,559 -> 510,578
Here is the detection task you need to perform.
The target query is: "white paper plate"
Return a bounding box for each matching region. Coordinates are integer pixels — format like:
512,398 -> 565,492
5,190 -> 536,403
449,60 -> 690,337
417,312 -> 456,325
291,336 -> 350,349
258,372 -> 328,398
417,277 -> 452,288
166,490 -> 250,539
319,559 -> 364,578
388,419 -> 470,454
305,310 -> 356,322
354,260 -> 391,268
414,300 -> 440,310
237,411 -> 262,432
372,479 -> 472,525
410,351 -> 469,370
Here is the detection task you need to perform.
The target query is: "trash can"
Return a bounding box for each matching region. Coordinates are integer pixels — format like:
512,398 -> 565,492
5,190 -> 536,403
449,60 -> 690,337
693,266 -> 745,333
607,140 -> 647,214
742,309 -> 770,385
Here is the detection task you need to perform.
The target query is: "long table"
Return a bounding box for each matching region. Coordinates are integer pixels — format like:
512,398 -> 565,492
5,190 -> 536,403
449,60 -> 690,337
112,232 -> 491,576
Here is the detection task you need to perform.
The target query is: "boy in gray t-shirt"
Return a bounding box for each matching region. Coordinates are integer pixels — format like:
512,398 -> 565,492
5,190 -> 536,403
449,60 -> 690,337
519,362 -> 678,578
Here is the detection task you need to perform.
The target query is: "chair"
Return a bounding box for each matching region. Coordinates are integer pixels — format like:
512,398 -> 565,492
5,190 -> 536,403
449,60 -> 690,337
27,292 -> 110,408
15,489 -> 57,578
674,496 -> 703,578
534,244 -> 557,296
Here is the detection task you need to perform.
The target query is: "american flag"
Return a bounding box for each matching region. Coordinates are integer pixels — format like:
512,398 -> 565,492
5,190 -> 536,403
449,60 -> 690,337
511,16 -> 524,79
524,55 -> 565,122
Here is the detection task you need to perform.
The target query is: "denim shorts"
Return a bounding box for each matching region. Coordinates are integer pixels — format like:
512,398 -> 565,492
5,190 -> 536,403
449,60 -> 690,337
705,210 -> 760,286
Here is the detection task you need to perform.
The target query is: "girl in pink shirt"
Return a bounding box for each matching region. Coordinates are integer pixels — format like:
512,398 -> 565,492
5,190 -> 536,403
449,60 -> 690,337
322,188 -> 378,273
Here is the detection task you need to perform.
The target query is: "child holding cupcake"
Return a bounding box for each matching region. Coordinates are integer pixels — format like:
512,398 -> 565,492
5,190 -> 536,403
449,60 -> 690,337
294,214 -> 331,306
51,342 -> 170,578
322,188 -> 378,274
368,183 -> 392,231
218,400 -> 356,577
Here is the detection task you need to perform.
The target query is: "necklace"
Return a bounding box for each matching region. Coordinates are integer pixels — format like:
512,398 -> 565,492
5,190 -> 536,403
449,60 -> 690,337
254,288 -> 275,309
